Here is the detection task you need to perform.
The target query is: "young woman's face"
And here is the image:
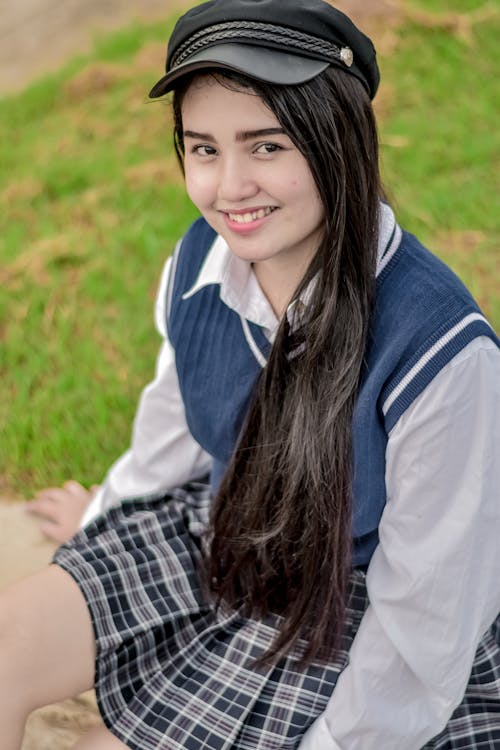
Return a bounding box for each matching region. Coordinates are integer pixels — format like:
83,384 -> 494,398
181,76 -> 324,281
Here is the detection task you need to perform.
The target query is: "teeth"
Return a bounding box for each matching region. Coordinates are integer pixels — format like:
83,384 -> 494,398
228,207 -> 274,223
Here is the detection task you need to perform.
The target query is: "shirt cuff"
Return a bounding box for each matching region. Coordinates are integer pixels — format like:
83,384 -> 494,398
299,714 -> 342,750
80,487 -> 106,528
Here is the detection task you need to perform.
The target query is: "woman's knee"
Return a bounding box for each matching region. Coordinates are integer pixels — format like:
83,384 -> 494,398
0,566 -> 95,712
0,583 -> 37,686
0,584 -> 40,727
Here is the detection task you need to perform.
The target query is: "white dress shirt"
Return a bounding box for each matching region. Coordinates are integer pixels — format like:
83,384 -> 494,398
81,208 -> 500,749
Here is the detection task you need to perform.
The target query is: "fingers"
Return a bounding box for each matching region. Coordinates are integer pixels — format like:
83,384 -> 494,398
38,519 -> 75,544
26,481 -> 97,543
26,495 -> 58,520
28,481 -> 98,512
62,480 -> 91,497
28,501 -> 86,542
26,489 -> 79,524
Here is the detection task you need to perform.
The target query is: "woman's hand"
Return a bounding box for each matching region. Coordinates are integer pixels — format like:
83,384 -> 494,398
26,480 -> 100,543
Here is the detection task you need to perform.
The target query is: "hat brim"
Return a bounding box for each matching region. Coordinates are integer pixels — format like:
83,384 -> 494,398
149,43 -> 329,98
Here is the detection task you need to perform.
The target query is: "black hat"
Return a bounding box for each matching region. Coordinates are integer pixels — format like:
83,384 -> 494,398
149,0 -> 380,100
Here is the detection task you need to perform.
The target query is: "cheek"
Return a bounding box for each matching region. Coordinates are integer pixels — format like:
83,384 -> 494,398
287,179 -> 321,217
283,163 -> 315,196
184,169 -> 213,210
310,193 -> 325,228
299,175 -> 324,223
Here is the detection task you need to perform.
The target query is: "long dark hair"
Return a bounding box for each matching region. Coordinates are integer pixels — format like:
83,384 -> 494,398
173,67 -> 381,664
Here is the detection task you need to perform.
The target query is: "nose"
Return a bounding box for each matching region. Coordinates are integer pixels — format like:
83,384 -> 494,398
217,155 -> 258,203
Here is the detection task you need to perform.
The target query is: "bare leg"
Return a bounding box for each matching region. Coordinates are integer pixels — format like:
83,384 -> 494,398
73,725 -> 130,749
0,565 -> 96,750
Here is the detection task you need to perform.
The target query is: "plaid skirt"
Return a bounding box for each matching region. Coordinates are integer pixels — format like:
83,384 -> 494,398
54,484 -> 500,750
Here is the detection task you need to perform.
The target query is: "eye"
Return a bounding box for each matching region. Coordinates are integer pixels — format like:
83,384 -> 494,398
191,144 -> 217,157
254,142 -> 283,155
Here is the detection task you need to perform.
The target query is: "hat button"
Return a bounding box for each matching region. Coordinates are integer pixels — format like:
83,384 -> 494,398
340,47 -> 353,67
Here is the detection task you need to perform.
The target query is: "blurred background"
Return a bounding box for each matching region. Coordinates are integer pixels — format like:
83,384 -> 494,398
0,0 -> 192,94
0,0 -> 499,499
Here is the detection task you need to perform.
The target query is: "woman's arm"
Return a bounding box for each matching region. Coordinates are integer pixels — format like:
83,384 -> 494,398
300,337 -> 500,750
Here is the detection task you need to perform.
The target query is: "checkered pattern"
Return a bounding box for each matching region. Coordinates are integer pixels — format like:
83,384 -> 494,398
54,485 -> 500,749
423,615 -> 500,749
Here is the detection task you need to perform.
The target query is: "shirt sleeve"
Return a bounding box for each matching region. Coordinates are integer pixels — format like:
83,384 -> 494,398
81,255 -> 212,527
299,336 -> 500,750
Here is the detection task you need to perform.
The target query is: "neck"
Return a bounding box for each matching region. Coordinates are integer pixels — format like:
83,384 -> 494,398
252,256 -> 310,319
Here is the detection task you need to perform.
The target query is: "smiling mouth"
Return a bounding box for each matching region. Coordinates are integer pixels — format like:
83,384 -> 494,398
226,207 -> 277,224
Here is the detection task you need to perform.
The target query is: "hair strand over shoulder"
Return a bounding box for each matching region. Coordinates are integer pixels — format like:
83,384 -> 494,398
173,66 -> 382,666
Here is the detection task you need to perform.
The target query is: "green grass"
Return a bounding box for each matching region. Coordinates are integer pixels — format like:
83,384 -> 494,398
0,1 -> 498,496
0,11 -> 199,493
378,0 -> 499,320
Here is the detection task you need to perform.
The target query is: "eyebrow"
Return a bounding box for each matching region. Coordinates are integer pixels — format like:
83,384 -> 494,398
183,128 -> 286,142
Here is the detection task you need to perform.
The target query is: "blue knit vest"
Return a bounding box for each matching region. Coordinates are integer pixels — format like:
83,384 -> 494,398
167,217 -> 498,567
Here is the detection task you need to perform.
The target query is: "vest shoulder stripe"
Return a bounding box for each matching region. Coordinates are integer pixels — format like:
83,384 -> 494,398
382,313 -> 496,430
377,223 -> 403,276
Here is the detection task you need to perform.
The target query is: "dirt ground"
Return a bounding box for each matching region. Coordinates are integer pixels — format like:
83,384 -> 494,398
0,0 -> 196,95
0,0 -> 401,747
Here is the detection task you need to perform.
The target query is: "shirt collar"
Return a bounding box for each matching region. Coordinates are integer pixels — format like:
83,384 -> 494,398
182,202 -> 401,333
182,234 -> 278,332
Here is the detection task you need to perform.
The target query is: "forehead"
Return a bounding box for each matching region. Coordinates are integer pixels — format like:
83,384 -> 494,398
180,75 -> 277,126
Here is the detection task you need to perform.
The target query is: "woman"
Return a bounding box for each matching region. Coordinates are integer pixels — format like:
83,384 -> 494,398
2,1 -> 499,748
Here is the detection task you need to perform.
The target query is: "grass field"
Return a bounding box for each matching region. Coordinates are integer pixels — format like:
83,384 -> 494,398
0,1 -> 498,496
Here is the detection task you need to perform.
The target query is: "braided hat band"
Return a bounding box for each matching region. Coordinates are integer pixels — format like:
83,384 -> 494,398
170,21 -> 354,71
149,0 -> 379,100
